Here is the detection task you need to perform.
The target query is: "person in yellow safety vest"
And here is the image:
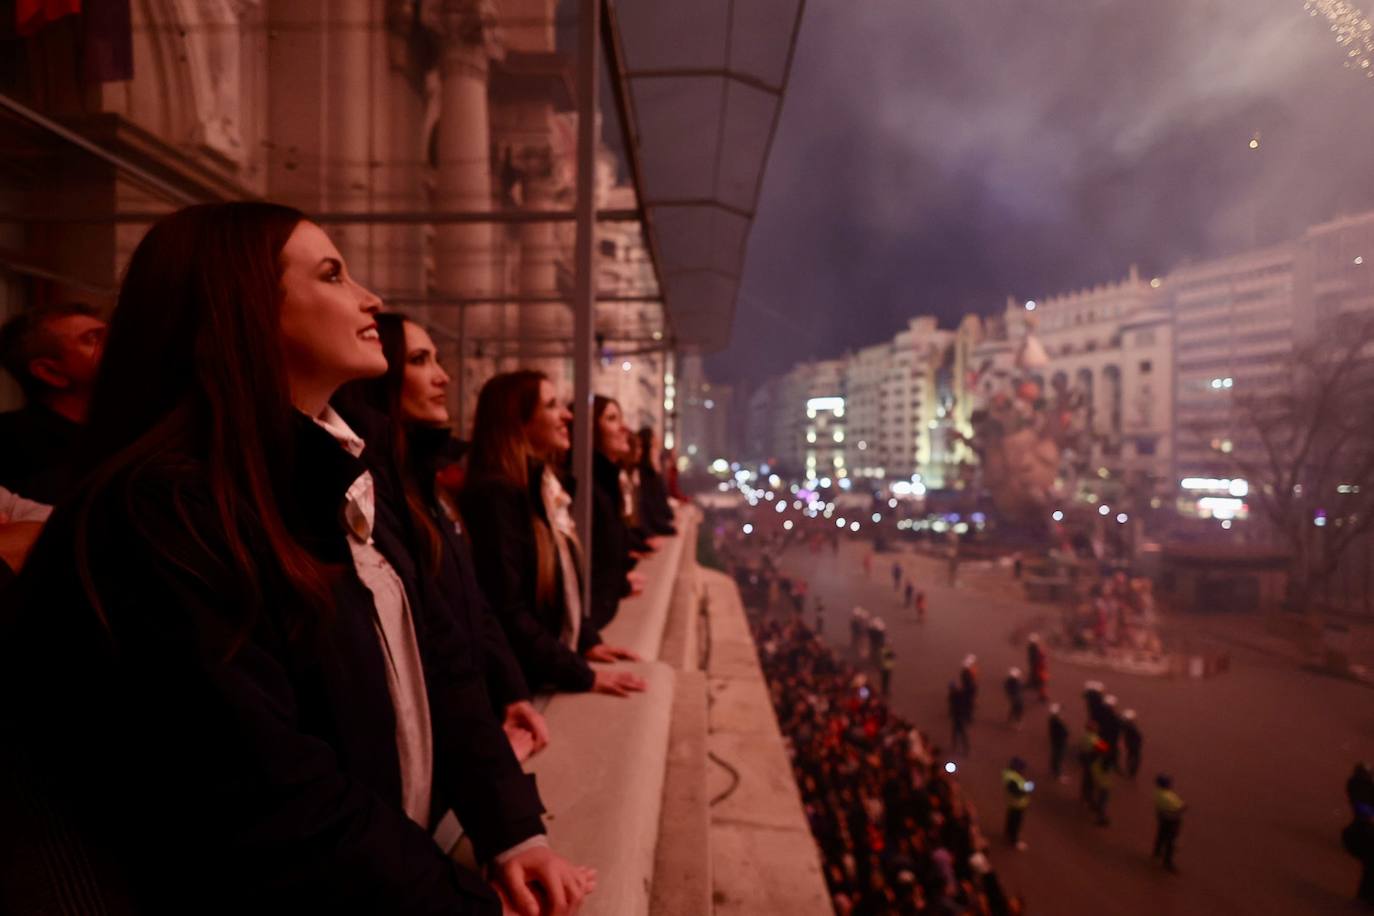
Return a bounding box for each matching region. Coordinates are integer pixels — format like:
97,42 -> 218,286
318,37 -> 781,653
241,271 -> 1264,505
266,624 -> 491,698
1153,774 -> 1186,872
1002,756 -> 1034,851
1090,739 -> 1114,827
879,645 -> 895,697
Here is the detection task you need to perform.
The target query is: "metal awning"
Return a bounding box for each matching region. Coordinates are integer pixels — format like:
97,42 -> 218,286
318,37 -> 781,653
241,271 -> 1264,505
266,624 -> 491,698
607,0 -> 805,352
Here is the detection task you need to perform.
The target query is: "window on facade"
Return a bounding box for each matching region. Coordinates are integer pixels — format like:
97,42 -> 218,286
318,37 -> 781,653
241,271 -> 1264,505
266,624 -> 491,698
1135,438 -> 1157,456
1139,360 -> 1152,374
599,239 -> 617,258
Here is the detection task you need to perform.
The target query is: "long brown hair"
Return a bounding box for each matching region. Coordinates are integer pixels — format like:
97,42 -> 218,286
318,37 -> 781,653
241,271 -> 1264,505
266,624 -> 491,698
467,370 -> 560,605
335,312 -> 445,572
468,370 -> 549,488
72,202 -> 331,633
592,394 -> 620,457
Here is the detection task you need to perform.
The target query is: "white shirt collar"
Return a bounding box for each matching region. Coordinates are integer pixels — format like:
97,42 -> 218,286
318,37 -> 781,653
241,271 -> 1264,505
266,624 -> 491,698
310,406 -> 374,542
313,405 -> 367,459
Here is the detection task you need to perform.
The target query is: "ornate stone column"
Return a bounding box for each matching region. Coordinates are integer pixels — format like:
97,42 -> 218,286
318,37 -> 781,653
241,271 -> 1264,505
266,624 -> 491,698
426,0 -> 503,431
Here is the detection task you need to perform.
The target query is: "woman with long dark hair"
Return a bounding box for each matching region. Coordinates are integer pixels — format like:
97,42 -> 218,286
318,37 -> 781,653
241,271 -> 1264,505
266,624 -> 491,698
461,371 -> 644,697
636,426 -> 678,537
1,203 -> 591,914
588,395 -> 641,632
337,312 -> 549,762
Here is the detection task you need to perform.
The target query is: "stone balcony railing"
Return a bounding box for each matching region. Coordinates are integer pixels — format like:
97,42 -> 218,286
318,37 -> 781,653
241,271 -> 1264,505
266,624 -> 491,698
482,506 -> 832,916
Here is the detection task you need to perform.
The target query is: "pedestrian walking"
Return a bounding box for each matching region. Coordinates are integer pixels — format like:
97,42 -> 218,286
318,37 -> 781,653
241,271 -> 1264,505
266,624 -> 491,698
948,681 -> 971,755
1048,703 -> 1069,781
867,615 -> 887,661
916,590 -> 927,624
960,655 -> 979,720
850,606 -> 869,657
1026,634 -> 1048,701
891,560 -> 902,591
1002,757 -> 1034,851
1078,722 -> 1100,805
879,645 -> 895,697
1153,774 -> 1186,873
1343,802 -> 1374,905
1097,694 -> 1121,771
1090,739 -> 1114,826
1004,667 -> 1024,728
1122,710 -> 1142,778
1083,680 -> 1104,722
904,580 -> 914,609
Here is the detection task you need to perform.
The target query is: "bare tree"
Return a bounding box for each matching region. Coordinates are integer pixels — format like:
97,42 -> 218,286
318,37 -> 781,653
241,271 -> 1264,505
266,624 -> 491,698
1207,314 -> 1374,613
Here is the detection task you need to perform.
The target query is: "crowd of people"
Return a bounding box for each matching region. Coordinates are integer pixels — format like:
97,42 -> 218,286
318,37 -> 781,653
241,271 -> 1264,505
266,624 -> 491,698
0,203 -> 685,914
746,603 -> 1023,915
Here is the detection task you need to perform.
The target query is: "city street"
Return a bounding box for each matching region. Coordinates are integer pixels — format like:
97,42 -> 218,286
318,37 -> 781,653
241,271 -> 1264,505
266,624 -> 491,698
764,537 -> 1374,915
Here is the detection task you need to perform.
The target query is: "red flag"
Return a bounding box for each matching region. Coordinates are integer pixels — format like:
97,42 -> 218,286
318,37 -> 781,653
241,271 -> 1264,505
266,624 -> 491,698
16,0 -> 82,37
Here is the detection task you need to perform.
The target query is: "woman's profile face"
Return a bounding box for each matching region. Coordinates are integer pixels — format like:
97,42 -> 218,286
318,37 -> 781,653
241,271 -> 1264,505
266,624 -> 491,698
278,221 -> 386,407
398,321 -> 450,426
596,400 -> 630,459
523,379 -> 571,457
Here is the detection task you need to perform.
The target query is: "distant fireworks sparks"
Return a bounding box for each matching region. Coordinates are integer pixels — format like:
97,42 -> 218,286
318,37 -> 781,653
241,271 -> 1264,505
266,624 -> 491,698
1305,0 -> 1374,78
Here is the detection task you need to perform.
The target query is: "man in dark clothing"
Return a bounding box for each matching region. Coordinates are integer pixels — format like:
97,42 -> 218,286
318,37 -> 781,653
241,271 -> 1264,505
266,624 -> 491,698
1048,704 -> 1069,780
1004,668 -> 1024,727
0,302 -> 106,505
947,681 -> 971,755
960,655 -> 978,720
904,580 -> 914,609
1343,803 -> 1374,904
891,560 -> 902,591
1348,763 -> 1374,816
1122,710 -> 1143,777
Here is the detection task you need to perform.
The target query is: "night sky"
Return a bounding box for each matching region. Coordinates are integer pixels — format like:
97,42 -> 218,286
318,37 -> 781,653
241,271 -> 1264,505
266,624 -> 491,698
706,0 -> 1374,384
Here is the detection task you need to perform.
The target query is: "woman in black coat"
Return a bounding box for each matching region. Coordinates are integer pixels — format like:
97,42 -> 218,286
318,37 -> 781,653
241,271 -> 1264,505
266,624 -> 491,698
337,312 -> 549,762
636,426 -> 678,537
461,371 -> 644,697
0,204 -> 591,915
588,395 -> 640,632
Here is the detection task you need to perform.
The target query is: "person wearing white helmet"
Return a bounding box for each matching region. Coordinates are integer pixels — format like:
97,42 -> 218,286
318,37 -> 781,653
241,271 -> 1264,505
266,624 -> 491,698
960,655 -> 979,720
1004,667 -> 1025,727
850,606 -> 869,656
1098,694 -> 1122,771
1122,709 -> 1143,777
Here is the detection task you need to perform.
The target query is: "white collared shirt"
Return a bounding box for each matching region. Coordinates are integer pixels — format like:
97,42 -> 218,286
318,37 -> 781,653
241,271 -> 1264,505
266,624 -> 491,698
313,407 -> 434,830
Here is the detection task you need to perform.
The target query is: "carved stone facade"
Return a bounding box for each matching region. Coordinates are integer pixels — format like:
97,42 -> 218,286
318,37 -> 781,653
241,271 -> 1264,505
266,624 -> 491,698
2,0 -> 665,428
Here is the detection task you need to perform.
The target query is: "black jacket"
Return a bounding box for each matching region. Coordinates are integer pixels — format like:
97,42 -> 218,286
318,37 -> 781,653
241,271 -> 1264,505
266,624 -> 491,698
637,464 -> 677,537
404,425 -> 531,709
1,415 -> 543,914
0,402 -> 82,504
590,451 -> 633,632
461,462 -> 599,693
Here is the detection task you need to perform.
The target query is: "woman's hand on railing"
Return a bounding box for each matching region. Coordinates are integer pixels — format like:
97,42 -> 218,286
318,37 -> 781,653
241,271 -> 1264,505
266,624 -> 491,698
503,700 -> 550,761
591,669 -> 648,696
584,643 -> 640,664
492,846 -> 596,916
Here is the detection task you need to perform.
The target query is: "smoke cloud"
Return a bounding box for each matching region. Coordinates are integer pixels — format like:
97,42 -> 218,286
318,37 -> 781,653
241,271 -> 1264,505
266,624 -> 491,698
711,0 -> 1374,382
